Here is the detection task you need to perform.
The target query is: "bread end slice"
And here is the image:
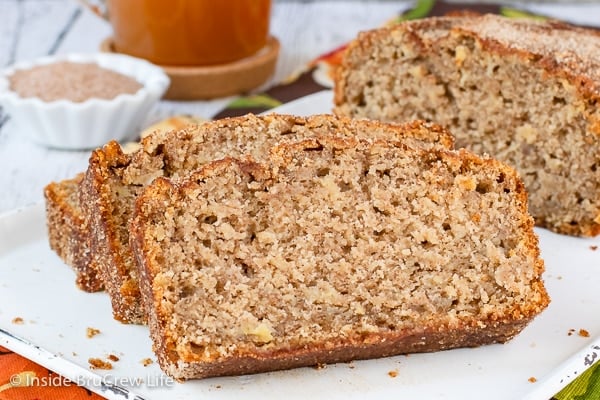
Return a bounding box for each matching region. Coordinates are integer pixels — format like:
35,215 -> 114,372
44,174 -> 103,292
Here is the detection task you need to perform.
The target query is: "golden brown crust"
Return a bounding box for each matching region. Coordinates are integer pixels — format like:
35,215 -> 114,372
150,308 -> 530,379
80,142 -> 147,324
131,175 -> 188,364
44,174 -> 103,292
457,16 -> 600,104
176,319 -> 528,379
131,137 -> 548,380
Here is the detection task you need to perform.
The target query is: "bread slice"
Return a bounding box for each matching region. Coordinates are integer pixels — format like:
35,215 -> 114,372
333,14 -> 600,236
130,136 -> 549,380
44,174 -> 103,292
43,116 -> 206,294
80,114 -> 454,324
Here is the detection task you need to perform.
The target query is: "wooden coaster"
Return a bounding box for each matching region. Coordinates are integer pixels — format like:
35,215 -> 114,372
100,36 -> 280,100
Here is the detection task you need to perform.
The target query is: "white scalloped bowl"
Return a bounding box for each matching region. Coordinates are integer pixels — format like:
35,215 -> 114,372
0,53 -> 170,150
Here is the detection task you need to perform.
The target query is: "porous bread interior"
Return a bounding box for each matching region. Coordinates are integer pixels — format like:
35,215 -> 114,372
334,16 -> 600,236
138,138 -> 547,365
100,115 -> 453,322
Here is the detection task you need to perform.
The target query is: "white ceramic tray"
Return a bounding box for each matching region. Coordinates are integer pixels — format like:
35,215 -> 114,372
1,91 -> 600,400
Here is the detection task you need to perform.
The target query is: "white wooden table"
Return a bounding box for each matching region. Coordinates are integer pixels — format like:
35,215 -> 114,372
1,0 -> 599,214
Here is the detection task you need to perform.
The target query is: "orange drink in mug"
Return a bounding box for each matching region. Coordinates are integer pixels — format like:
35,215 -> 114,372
104,0 -> 272,66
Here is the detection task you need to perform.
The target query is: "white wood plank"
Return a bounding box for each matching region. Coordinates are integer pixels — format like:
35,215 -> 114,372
0,1 -> 20,67
7,1 -> 81,62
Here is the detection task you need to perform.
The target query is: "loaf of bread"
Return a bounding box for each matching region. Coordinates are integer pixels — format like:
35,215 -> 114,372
131,136 -> 549,380
44,174 -> 103,292
80,114 -> 454,324
334,14 -> 600,236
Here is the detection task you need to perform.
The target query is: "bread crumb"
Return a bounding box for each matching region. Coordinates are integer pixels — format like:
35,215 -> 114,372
590,245 -> 598,251
528,376 -> 537,383
88,358 -> 112,370
313,363 -> 327,370
215,385 -> 222,389
141,358 -> 154,367
579,329 -> 590,337
108,354 -> 120,362
72,352 -> 78,357
388,370 -> 399,378
568,328 -> 576,336
11,317 -> 24,324
86,327 -> 101,338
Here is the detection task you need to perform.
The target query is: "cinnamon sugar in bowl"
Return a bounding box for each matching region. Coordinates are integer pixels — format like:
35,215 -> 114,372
0,53 -> 169,149
9,61 -> 143,103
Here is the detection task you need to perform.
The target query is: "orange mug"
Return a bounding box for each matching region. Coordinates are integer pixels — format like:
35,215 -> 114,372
104,0 -> 272,66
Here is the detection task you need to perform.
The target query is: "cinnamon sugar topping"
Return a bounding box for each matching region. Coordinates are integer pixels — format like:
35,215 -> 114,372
9,61 -> 142,103
459,15 -> 600,96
